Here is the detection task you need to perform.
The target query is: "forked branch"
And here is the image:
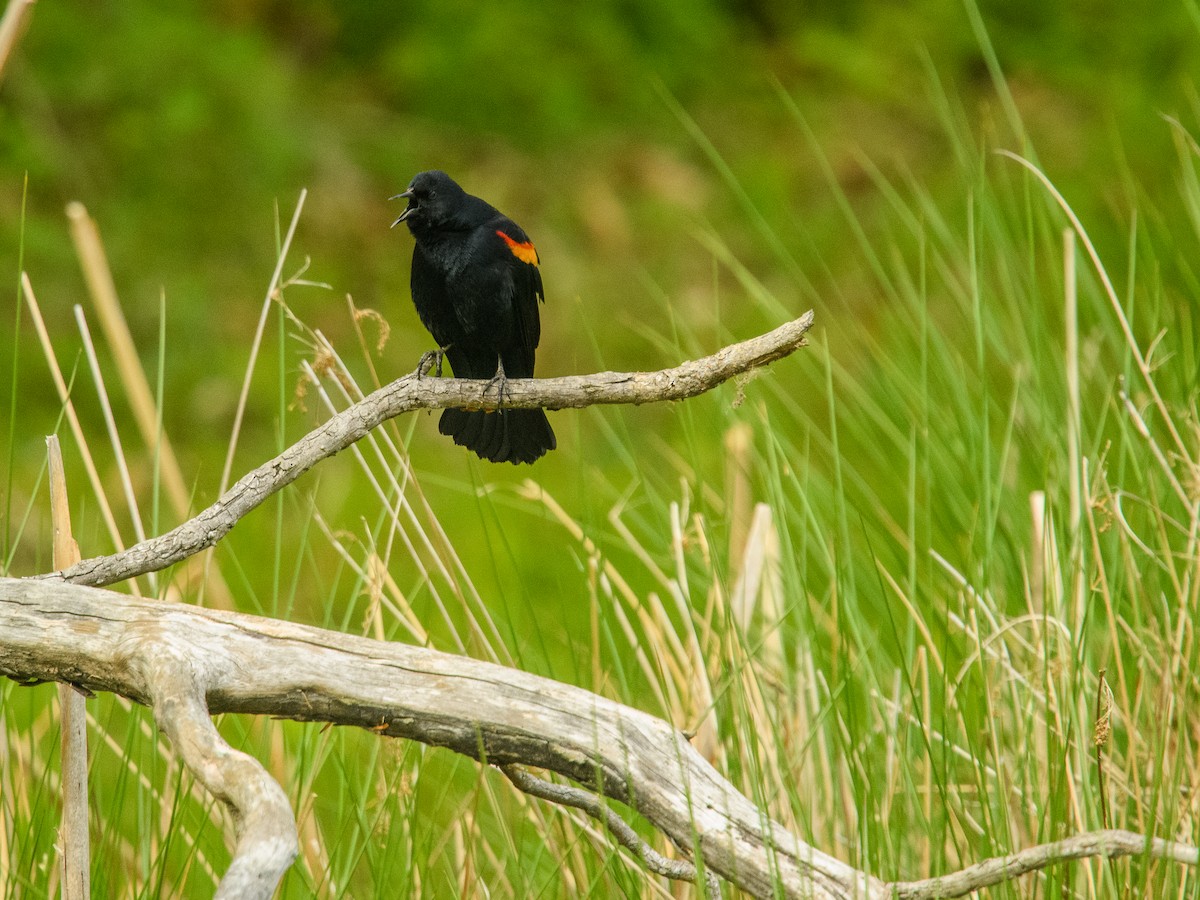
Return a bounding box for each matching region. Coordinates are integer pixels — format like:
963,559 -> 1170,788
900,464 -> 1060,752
0,578 -> 871,900
4,580 -> 1197,900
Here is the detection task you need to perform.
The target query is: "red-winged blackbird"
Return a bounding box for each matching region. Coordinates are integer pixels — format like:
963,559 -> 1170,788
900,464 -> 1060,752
392,170 -> 556,465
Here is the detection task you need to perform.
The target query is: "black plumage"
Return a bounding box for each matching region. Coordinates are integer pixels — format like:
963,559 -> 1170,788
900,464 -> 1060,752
392,170 -> 556,464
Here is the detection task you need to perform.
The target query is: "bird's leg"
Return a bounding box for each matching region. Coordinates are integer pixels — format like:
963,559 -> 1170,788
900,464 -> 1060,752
416,345 -> 451,379
484,358 -> 511,408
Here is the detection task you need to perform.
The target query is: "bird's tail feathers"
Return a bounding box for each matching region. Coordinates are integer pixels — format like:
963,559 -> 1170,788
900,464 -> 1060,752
438,407 -> 555,465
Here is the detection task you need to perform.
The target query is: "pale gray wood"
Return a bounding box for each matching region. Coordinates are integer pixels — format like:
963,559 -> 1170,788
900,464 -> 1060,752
48,433 -> 91,900
143,652 -> 297,900
3,577 -> 1198,897
36,311 -> 815,590
56,683 -> 90,900
891,830 -> 1200,898
0,577 -> 874,900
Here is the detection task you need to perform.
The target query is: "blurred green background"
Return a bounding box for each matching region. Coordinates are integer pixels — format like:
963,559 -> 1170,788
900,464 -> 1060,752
2,0 -> 1197,585
4,1 -> 1200,896
2,1 -> 1195,436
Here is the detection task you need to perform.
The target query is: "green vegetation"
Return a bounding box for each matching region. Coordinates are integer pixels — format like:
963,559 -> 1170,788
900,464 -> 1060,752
2,2 -> 1200,897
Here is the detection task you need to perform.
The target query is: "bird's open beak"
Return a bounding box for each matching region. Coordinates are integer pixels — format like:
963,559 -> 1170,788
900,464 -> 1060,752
389,190 -> 416,228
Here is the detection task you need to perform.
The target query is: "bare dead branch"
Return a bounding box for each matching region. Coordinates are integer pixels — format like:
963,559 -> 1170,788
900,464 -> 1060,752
889,829 -> 1200,899
36,311 -> 813,589
0,577 -> 874,900
48,435 -> 90,900
499,765 -> 721,900
143,652 -> 297,900
3,575 -> 1198,898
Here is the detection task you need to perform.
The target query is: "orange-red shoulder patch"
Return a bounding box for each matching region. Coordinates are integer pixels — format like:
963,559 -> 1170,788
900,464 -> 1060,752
496,230 -> 539,266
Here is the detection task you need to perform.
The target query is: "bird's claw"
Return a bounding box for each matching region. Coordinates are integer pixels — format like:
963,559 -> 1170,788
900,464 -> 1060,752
484,363 -> 511,408
416,348 -> 447,379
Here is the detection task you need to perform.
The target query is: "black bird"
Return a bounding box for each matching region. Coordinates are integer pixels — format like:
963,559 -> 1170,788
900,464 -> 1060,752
392,170 -> 556,464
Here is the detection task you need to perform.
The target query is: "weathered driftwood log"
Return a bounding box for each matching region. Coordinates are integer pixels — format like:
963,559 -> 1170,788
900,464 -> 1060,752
0,577 -> 873,899
5,581 -> 1196,900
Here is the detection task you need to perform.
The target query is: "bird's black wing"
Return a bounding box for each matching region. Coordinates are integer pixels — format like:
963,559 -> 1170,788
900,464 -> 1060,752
489,217 -> 543,379
410,244 -> 464,351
